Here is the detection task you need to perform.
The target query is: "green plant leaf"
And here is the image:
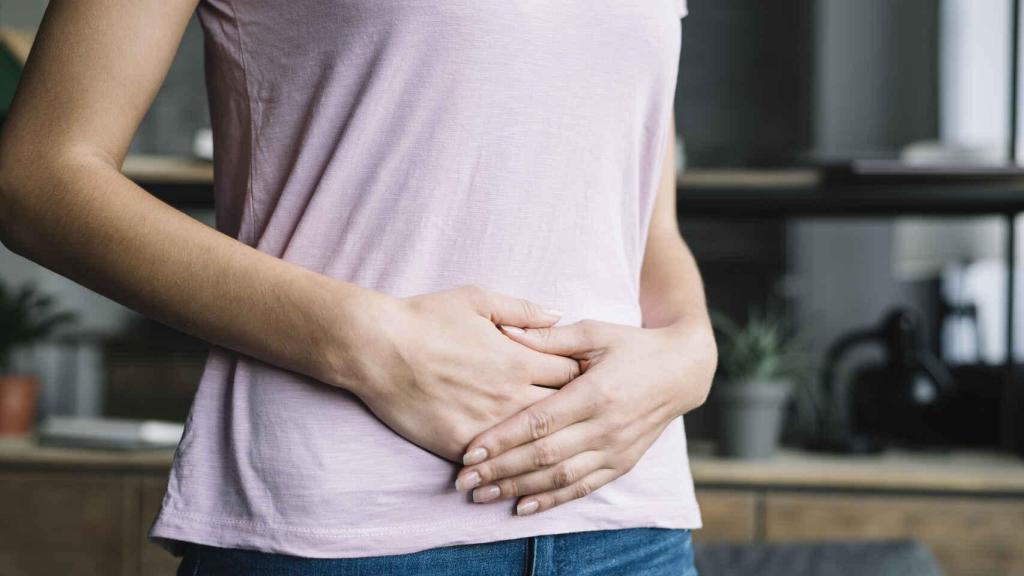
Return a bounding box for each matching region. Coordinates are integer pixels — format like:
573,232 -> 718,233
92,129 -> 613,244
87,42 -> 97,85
0,280 -> 77,369
711,306 -> 805,383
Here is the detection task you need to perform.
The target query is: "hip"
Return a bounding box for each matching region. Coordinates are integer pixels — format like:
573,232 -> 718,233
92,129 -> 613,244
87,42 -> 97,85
175,528 -> 697,576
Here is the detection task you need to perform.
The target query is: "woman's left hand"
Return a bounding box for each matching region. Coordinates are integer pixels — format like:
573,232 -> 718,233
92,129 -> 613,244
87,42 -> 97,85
454,317 -> 717,516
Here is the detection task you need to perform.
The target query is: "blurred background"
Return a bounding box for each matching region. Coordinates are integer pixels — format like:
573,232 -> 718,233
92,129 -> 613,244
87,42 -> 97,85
2,0 -> 1024,575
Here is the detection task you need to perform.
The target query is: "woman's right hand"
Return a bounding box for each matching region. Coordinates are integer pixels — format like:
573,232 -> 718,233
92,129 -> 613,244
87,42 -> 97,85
336,285 -> 580,463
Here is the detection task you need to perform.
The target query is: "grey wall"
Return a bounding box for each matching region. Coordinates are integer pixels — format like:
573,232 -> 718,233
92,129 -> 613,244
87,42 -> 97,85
677,0 -> 814,166
814,0 -> 939,158
677,0 -> 939,164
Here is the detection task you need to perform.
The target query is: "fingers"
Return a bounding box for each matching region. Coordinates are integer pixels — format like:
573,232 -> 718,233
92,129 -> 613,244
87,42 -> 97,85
455,422 -> 598,492
461,379 -> 598,465
466,449 -> 607,504
514,467 -> 621,516
514,348 -> 580,387
467,286 -> 562,329
498,320 -> 601,358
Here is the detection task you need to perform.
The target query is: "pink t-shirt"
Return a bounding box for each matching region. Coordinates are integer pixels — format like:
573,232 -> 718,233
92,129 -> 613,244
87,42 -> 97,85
150,0 -> 698,558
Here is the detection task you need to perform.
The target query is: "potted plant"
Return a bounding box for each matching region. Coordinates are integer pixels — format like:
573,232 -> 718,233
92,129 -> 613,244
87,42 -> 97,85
712,309 -> 803,459
0,281 -> 76,435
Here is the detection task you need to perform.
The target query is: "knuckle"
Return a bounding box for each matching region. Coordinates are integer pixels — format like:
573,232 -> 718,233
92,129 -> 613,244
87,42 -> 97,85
476,461 -> 496,483
576,320 -> 599,343
591,379 -> 616,407
525,326 -> 550,344
596,425 -> 619,447
552,463 -> 575,488
607,426 -> 632,449
527,409 -> 554,441
500,478 -> 520,498
618,456 -> 638,474
564,359 -> 581,382
593,427 -> 612,447
451,425 -> 476,449
532,439 -> 559,468
573,480 -> 595,500
519,299 -> 540,322
460,284 -> 487,304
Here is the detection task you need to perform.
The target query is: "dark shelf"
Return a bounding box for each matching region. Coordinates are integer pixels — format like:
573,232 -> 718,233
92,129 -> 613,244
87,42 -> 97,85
677,168 -> 1024,218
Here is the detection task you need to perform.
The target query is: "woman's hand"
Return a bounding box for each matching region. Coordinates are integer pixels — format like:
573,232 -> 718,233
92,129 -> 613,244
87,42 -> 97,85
341,285 -> 581,463
452,317 -> 716,515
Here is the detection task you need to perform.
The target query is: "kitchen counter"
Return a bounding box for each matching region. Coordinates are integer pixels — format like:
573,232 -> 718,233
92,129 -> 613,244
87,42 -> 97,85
4,434 -> 1024,494
689,445 -> 1024,495
3,436 -> 1024,575
0,436 -> 174,473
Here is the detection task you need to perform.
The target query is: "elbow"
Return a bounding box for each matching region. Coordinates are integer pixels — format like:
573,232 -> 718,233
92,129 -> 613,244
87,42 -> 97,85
0,130 -> 75,257
0,142 -> 56,259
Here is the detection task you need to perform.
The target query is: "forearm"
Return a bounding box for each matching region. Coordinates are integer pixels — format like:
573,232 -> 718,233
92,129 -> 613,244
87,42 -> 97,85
0,153 -> 388,394
0,0 -> 396,396
639,231 -> 709,331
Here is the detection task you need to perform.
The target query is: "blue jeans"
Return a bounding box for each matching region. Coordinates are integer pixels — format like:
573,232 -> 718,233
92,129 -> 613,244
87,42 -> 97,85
176,528 -> 697,575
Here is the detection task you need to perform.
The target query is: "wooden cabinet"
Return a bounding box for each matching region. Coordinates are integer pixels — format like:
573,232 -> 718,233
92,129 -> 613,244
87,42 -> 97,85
692,489 -> 1024,576
764,493 -> 1024,576
693,489 -> 758,543
3,439 -> 1024,576
140,477 -> 179,576
0,470 -> 178,576
0,471 -> 140,576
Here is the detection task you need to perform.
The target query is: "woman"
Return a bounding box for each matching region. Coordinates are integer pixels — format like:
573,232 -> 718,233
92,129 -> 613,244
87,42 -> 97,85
0,0 -> 716,574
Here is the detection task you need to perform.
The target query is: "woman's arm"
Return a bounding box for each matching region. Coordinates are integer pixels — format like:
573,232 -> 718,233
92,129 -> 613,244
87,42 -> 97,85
0,0 -> 363,387
637,115 -> 713,332
454,115 -> 717,514
0,0 -> 579,462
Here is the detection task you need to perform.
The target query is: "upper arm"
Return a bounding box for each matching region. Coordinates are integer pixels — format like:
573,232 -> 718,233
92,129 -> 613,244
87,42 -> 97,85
0,0 -> 198,175
647,113 -> 681,242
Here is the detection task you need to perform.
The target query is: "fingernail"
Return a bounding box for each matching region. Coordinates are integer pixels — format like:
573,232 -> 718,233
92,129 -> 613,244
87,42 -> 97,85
455,471 -> 481,492
499,324 -> 525,334
544,309 -> 563,317
473,485 -> 501,503
463,447 -> 488,465
517,500 -> 539,516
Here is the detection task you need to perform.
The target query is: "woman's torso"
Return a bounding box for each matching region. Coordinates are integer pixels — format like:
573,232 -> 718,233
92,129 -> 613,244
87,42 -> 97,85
149,0 -> 700,558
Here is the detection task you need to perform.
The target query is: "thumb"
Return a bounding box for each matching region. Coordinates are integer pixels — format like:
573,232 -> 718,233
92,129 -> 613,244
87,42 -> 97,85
498,321 -> 596,357
476,289 -> 563,328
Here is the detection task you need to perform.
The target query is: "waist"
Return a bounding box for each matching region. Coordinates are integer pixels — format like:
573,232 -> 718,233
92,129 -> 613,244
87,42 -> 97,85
174,528 -> 696,575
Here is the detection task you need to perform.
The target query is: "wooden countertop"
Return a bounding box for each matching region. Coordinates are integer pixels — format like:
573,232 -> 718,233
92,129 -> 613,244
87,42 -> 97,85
3,435 -> 1024,494
0,436 -> 174,472
689,445 -> 1024,495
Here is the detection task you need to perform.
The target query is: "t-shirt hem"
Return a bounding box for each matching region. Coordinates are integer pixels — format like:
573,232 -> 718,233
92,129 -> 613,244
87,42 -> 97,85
148,501 -> 703,559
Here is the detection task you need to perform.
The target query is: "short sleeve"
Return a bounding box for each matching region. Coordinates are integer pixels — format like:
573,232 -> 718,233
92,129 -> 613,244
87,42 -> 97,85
676,0 -> 688,18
